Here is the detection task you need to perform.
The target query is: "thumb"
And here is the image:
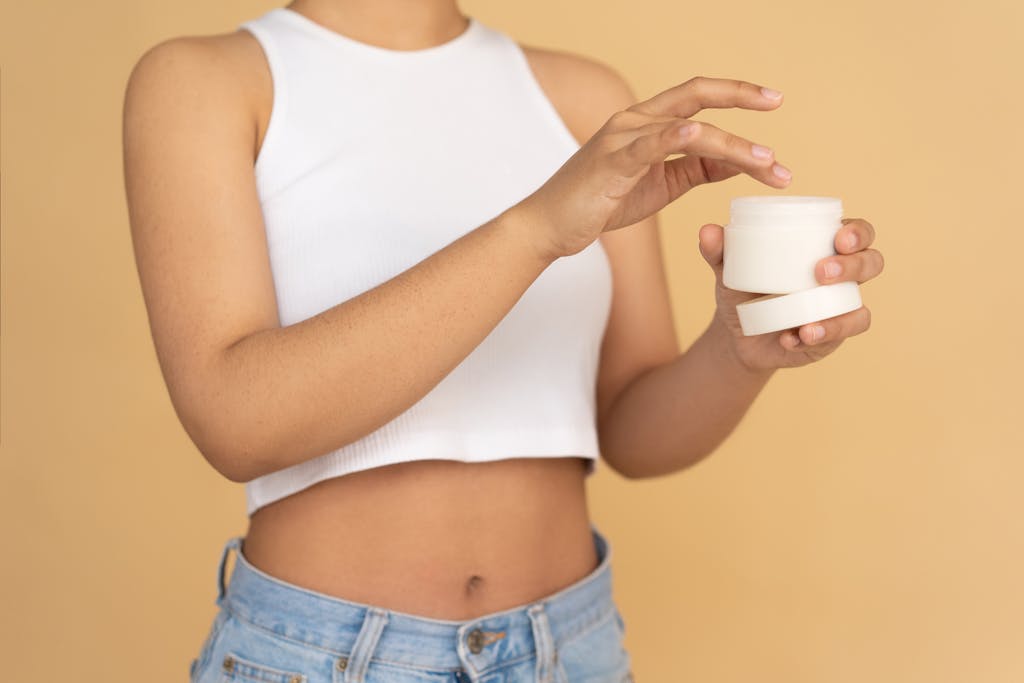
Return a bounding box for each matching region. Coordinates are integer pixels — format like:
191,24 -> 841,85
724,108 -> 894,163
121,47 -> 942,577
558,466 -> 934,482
698,223 -> 724,268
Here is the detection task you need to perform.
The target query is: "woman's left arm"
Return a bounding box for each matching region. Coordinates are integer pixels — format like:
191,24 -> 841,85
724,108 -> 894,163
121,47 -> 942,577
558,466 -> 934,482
599,217 -> 884,478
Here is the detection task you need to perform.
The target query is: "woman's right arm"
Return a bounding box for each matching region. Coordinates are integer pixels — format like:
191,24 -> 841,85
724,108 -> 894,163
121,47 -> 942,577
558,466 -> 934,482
123,36 -> 786,483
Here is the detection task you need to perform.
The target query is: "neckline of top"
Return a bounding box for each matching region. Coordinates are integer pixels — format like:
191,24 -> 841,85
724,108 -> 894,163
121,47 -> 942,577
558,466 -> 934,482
274,7 -> 484,58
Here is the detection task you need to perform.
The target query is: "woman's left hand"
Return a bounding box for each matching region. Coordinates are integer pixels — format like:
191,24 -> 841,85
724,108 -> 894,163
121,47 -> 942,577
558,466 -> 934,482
699,217 -> 885,371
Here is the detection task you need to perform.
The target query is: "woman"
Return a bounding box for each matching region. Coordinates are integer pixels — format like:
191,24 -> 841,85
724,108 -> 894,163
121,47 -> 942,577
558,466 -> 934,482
123,0 -> 883,681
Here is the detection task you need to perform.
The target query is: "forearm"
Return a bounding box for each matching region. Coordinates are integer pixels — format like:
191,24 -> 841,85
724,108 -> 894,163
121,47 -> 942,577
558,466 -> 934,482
198,205 -> 555,482
597,317 -> 776,478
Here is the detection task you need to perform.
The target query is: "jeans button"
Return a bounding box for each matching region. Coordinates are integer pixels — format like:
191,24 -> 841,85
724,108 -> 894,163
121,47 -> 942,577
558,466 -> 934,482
467,628 -> 485,654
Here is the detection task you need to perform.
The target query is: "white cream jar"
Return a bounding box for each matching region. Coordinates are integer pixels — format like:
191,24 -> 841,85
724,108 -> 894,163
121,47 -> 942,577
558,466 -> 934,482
723,196 -> 863,336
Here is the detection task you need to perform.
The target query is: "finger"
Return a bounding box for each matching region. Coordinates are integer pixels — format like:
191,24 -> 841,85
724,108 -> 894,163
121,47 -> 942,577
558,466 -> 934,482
797,306 -> 872,345
664,155 -> 743,191
603,119 -> 693,177
666,120 -> 791,188
816,248 -> 885,285
663,155 -> 745,192
628,76 -> 784,119
779,328 -> 802,350
602,118 -> 787,192
835,218 -> 876,253
698,223 -> 724,267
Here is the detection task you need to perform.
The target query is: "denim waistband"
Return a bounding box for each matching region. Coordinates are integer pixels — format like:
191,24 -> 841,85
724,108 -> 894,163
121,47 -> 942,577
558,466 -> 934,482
214,522 -> 616,674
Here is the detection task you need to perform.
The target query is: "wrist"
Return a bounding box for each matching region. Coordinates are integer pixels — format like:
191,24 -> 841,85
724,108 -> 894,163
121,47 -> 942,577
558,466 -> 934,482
499,201 -> 563,265
705,314 -> 776,380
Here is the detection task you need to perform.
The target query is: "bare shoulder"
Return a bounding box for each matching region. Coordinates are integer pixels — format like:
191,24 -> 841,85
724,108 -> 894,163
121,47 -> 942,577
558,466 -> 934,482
516,44 -> 638,145
123,28 -> 269,160
126,30 -> 256,101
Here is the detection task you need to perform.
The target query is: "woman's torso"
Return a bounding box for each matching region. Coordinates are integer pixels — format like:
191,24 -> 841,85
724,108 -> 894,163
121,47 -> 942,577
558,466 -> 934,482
214,11 -> 606,621
243,457 -> 597,620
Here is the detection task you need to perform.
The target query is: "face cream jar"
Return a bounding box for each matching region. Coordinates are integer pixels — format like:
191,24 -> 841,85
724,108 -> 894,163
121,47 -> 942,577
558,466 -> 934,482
723,196 -> 844,293
723,196 -> 863,336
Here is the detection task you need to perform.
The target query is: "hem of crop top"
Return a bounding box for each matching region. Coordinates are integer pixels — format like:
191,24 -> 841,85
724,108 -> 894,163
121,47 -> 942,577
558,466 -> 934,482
245,428 -> 601,516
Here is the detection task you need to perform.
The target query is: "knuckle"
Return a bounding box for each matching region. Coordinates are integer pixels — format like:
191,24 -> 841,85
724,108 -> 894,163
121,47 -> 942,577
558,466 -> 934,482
866,248 -> 884,276
595,133 -> 620,154
861,218 -> 877,240
606,110 -> 631,129
625,135 -> 648,161
851,218 -> 876,246
722,130 -> 744,154
684,75 -> 706,93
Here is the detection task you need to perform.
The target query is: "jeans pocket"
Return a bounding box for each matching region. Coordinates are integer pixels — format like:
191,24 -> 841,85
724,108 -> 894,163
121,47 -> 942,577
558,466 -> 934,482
221,650 -> 310,683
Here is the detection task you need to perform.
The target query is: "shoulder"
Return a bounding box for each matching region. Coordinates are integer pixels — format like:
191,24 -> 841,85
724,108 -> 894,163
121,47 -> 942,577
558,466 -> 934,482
125,30 -> 255,99
123,29 -> 267,151
516,43 -> 638,145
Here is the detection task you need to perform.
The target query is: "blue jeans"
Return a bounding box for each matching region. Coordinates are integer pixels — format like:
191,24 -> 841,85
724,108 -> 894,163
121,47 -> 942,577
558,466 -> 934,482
190,523 -> 634,683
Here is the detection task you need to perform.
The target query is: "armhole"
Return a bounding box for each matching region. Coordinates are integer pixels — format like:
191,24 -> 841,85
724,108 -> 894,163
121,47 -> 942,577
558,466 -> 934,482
238,21 -> 288,183
503,39 -> 584,154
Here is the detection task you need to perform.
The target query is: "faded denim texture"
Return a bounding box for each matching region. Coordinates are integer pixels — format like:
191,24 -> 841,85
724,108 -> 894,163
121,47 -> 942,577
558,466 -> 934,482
190,523 -> 633,683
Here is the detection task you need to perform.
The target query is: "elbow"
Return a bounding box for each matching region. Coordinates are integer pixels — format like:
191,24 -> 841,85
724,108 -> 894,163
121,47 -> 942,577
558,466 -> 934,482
596,426 -> 651,479
601,454 -> 692,480
180,404 -> 273,484
598,447 -> 647,480
598,443 -> 715,480
601,456 -> 657,480
204,443 -> 263,484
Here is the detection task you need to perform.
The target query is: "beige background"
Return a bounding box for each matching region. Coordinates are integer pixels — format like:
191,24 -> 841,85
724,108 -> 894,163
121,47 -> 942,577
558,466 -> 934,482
2,0 -> 1022,680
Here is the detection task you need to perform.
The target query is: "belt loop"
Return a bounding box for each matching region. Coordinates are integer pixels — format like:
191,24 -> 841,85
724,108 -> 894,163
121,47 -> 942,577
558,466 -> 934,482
527,602 -> 557,683
344,606 -> 389,683
216,536 -> 242,607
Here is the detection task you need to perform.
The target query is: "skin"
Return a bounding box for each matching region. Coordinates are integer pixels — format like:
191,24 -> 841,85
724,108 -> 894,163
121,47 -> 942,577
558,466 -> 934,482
122,0 -> 884,620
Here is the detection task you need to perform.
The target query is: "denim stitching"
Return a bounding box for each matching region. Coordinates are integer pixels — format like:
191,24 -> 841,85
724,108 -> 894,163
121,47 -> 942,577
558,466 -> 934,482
223,649 -> 307,682
223,603 -> 469,675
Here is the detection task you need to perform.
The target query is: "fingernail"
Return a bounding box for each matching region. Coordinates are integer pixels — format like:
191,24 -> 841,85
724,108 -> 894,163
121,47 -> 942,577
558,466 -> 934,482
761,87 -> 783,100
772,163 -> 792,181
824,261 -> 841,278
811,324 -> 825,342
751,144 -> 773,160
844,232 -> 858,250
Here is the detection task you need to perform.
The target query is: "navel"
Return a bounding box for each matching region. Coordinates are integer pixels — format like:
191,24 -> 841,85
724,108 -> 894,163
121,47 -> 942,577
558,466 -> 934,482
465,574 -> 484,594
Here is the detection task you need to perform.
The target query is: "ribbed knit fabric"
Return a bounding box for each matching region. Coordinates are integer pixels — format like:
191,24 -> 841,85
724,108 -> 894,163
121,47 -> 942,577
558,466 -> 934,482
238,7 -> 613,516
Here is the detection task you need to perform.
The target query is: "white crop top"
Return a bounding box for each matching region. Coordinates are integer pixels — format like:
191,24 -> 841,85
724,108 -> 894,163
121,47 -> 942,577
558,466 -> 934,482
237,7 -> 613,516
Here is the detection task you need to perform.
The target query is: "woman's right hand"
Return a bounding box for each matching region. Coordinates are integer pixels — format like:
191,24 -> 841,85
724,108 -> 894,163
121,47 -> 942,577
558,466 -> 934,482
518,77 -> 793,259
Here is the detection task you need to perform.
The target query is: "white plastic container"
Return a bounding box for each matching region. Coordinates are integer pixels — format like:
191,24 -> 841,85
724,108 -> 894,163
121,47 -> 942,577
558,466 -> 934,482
723,196 -> 863,336
723,196 -> 843,293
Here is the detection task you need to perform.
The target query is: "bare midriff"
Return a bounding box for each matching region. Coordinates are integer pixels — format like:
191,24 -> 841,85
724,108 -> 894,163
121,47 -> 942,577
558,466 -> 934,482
240,456 -> 599,621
